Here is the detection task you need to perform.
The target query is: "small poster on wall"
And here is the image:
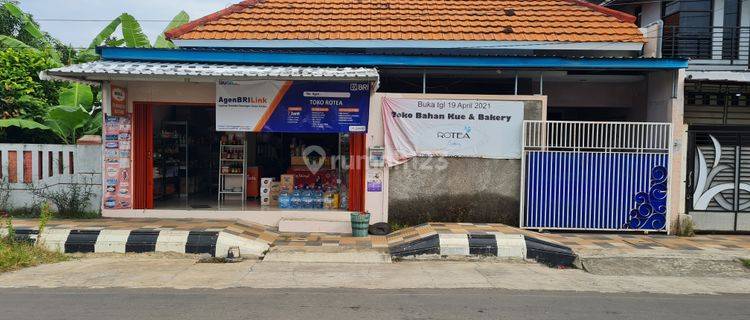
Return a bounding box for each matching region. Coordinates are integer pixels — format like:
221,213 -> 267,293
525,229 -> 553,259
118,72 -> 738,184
366,171 -> 383,192
110,85 -> 127,116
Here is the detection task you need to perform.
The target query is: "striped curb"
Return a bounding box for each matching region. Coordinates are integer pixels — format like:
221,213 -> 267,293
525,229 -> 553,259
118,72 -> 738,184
390,233 -> 576,267
3,228 -> 269,258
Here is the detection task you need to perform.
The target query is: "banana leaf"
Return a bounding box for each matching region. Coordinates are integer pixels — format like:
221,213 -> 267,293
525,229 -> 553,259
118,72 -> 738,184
0,35 -> 36,51
3,3 -> 44,40
0,118 -> 51,131
88,17 -> 122,49
154,11 -> 189,48
120,13 -> 151,48
58,83 -> 94,111
44,105 -> 90,144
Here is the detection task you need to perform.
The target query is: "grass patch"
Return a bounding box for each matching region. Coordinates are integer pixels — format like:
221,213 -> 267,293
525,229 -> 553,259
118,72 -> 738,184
741,259 -> 750,269
0,240 -> 68,273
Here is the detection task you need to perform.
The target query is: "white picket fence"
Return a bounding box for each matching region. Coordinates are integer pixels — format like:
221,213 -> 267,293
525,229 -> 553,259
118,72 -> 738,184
0,143 -> 102,211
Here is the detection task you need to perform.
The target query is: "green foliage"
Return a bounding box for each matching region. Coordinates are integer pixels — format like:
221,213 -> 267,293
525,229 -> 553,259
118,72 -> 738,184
0,48 -> 62,121
2,2 -> 43,40
88,17 -> 122,50
0,179 -> 10,213
58,83 -> 94,111
27,176 -> 96,219
2,214 -> 14,244
0,34 -> 33,50
154,11 -> 189,48
89,11 -> 190,49
37,202 -> 52,236
44,105 -> 93,144
0,118 -> 51,131
1,237 -> 68,273
0,1 -> 47,49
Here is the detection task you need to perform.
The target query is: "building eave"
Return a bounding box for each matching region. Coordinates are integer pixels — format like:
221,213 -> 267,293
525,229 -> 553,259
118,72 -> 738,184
96,47 -> 688,70
172,40 -> 644,52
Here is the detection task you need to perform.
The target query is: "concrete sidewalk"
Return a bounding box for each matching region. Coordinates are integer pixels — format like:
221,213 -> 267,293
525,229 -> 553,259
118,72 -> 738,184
0,253 -> 748,294
533,232 -> 750,275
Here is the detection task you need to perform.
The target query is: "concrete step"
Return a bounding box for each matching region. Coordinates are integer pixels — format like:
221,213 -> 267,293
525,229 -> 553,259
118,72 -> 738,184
278,217 -> 351,234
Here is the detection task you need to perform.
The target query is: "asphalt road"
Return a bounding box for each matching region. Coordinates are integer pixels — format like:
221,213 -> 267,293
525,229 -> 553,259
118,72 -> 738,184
2,288 -> 749,320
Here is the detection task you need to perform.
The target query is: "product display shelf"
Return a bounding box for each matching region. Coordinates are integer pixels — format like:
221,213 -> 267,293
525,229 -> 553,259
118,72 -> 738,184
218,134 -> 246,209
156,121 -> 188,201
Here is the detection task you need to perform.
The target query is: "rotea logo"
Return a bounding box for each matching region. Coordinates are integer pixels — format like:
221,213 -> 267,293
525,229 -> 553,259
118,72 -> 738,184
437,125 -> 472,140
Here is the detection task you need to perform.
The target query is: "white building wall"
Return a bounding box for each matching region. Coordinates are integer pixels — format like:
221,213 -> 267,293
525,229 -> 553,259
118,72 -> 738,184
646,69 -> 686,234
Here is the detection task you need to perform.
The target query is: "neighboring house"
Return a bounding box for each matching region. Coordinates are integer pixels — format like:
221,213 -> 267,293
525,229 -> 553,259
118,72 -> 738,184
42,0 -> 688,233
605,0 -> 750,232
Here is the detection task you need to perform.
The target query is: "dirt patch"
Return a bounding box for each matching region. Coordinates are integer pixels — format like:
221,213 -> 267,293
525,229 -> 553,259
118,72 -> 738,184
389,193 -> 519,226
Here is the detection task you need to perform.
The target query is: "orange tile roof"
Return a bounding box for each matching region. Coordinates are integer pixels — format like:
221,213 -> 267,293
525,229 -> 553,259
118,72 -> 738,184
166,0 -> 643,43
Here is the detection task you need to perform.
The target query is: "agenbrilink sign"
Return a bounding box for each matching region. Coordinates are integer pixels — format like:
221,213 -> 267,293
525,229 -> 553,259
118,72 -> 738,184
216,80 -> 371,133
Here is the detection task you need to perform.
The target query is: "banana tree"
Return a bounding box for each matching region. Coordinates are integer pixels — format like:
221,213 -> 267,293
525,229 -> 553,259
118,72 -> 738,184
0,105 -> 100,144
88,11 -> 189,50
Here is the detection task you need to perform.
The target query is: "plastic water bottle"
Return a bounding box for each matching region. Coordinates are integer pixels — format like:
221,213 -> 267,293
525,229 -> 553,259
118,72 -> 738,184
302,187 -> 313,208
279,190 -> 290,209
291,187 -> 302,209
339,188 -> 348,210
314,188 -> 324,208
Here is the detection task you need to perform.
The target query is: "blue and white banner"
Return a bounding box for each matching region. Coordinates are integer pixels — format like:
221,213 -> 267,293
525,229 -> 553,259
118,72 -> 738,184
216,80 -> 371,132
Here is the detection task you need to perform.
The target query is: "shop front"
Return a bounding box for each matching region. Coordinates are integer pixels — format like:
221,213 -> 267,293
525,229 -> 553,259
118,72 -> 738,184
43,61 -> 382,231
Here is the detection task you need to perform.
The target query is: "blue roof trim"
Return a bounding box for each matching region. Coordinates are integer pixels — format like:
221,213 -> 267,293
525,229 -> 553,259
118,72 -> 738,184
98,47 -> 688,70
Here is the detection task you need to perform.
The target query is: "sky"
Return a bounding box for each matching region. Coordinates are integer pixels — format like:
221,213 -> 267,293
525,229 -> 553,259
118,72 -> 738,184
18,0 -> 238,48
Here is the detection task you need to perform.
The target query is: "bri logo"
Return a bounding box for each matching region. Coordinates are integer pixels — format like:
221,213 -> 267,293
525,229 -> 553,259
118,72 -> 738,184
218,96 -> 268,104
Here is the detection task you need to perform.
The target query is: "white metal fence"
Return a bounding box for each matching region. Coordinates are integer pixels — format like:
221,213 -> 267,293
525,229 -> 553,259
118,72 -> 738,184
521,121 -> 672,231
0,143 -> 102,211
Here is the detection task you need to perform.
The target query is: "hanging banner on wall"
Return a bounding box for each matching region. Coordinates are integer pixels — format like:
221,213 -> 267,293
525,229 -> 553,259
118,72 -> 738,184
216,80 -> 371,132
102,114 -> 132,209
382,97 -> 524,166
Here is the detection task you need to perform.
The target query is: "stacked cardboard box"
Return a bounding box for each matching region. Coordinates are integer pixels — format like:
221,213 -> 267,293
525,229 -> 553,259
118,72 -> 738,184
280,174 -> 294,193
260,177 -> 273,206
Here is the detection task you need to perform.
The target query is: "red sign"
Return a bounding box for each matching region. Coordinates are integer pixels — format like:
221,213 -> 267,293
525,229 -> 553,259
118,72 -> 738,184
110,85 -> 127,116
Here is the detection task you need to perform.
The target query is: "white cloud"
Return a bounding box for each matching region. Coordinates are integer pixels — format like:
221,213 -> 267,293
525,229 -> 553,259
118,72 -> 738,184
18,0 -> 238,47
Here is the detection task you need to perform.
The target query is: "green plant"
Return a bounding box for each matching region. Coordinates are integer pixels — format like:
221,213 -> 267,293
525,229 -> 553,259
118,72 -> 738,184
0,239 -> 68,272
37,202 -> 52,237
0,178 -> 11,214
0,1 -> 47,49
3,213 -> 15,243
0,48 -> 62,121
678,217 -> 696,237
89,11 -> 190,50
741,259 -> 750,269
26,176 -> 96,219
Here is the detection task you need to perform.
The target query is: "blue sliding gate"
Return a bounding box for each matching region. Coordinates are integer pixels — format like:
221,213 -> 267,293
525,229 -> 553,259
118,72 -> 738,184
521,121 -> 672,231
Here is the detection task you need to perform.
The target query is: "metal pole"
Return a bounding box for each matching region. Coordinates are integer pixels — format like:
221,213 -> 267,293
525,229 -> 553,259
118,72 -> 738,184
514,71 -> 519,95
422,71 -> 426,94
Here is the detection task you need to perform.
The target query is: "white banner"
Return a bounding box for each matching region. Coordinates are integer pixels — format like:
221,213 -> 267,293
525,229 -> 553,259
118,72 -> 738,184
382,97 -> 524,166
216,80 -> 287,131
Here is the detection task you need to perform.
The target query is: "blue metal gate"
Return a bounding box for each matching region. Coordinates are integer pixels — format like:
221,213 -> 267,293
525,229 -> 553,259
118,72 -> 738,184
521,121 -> 672,231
